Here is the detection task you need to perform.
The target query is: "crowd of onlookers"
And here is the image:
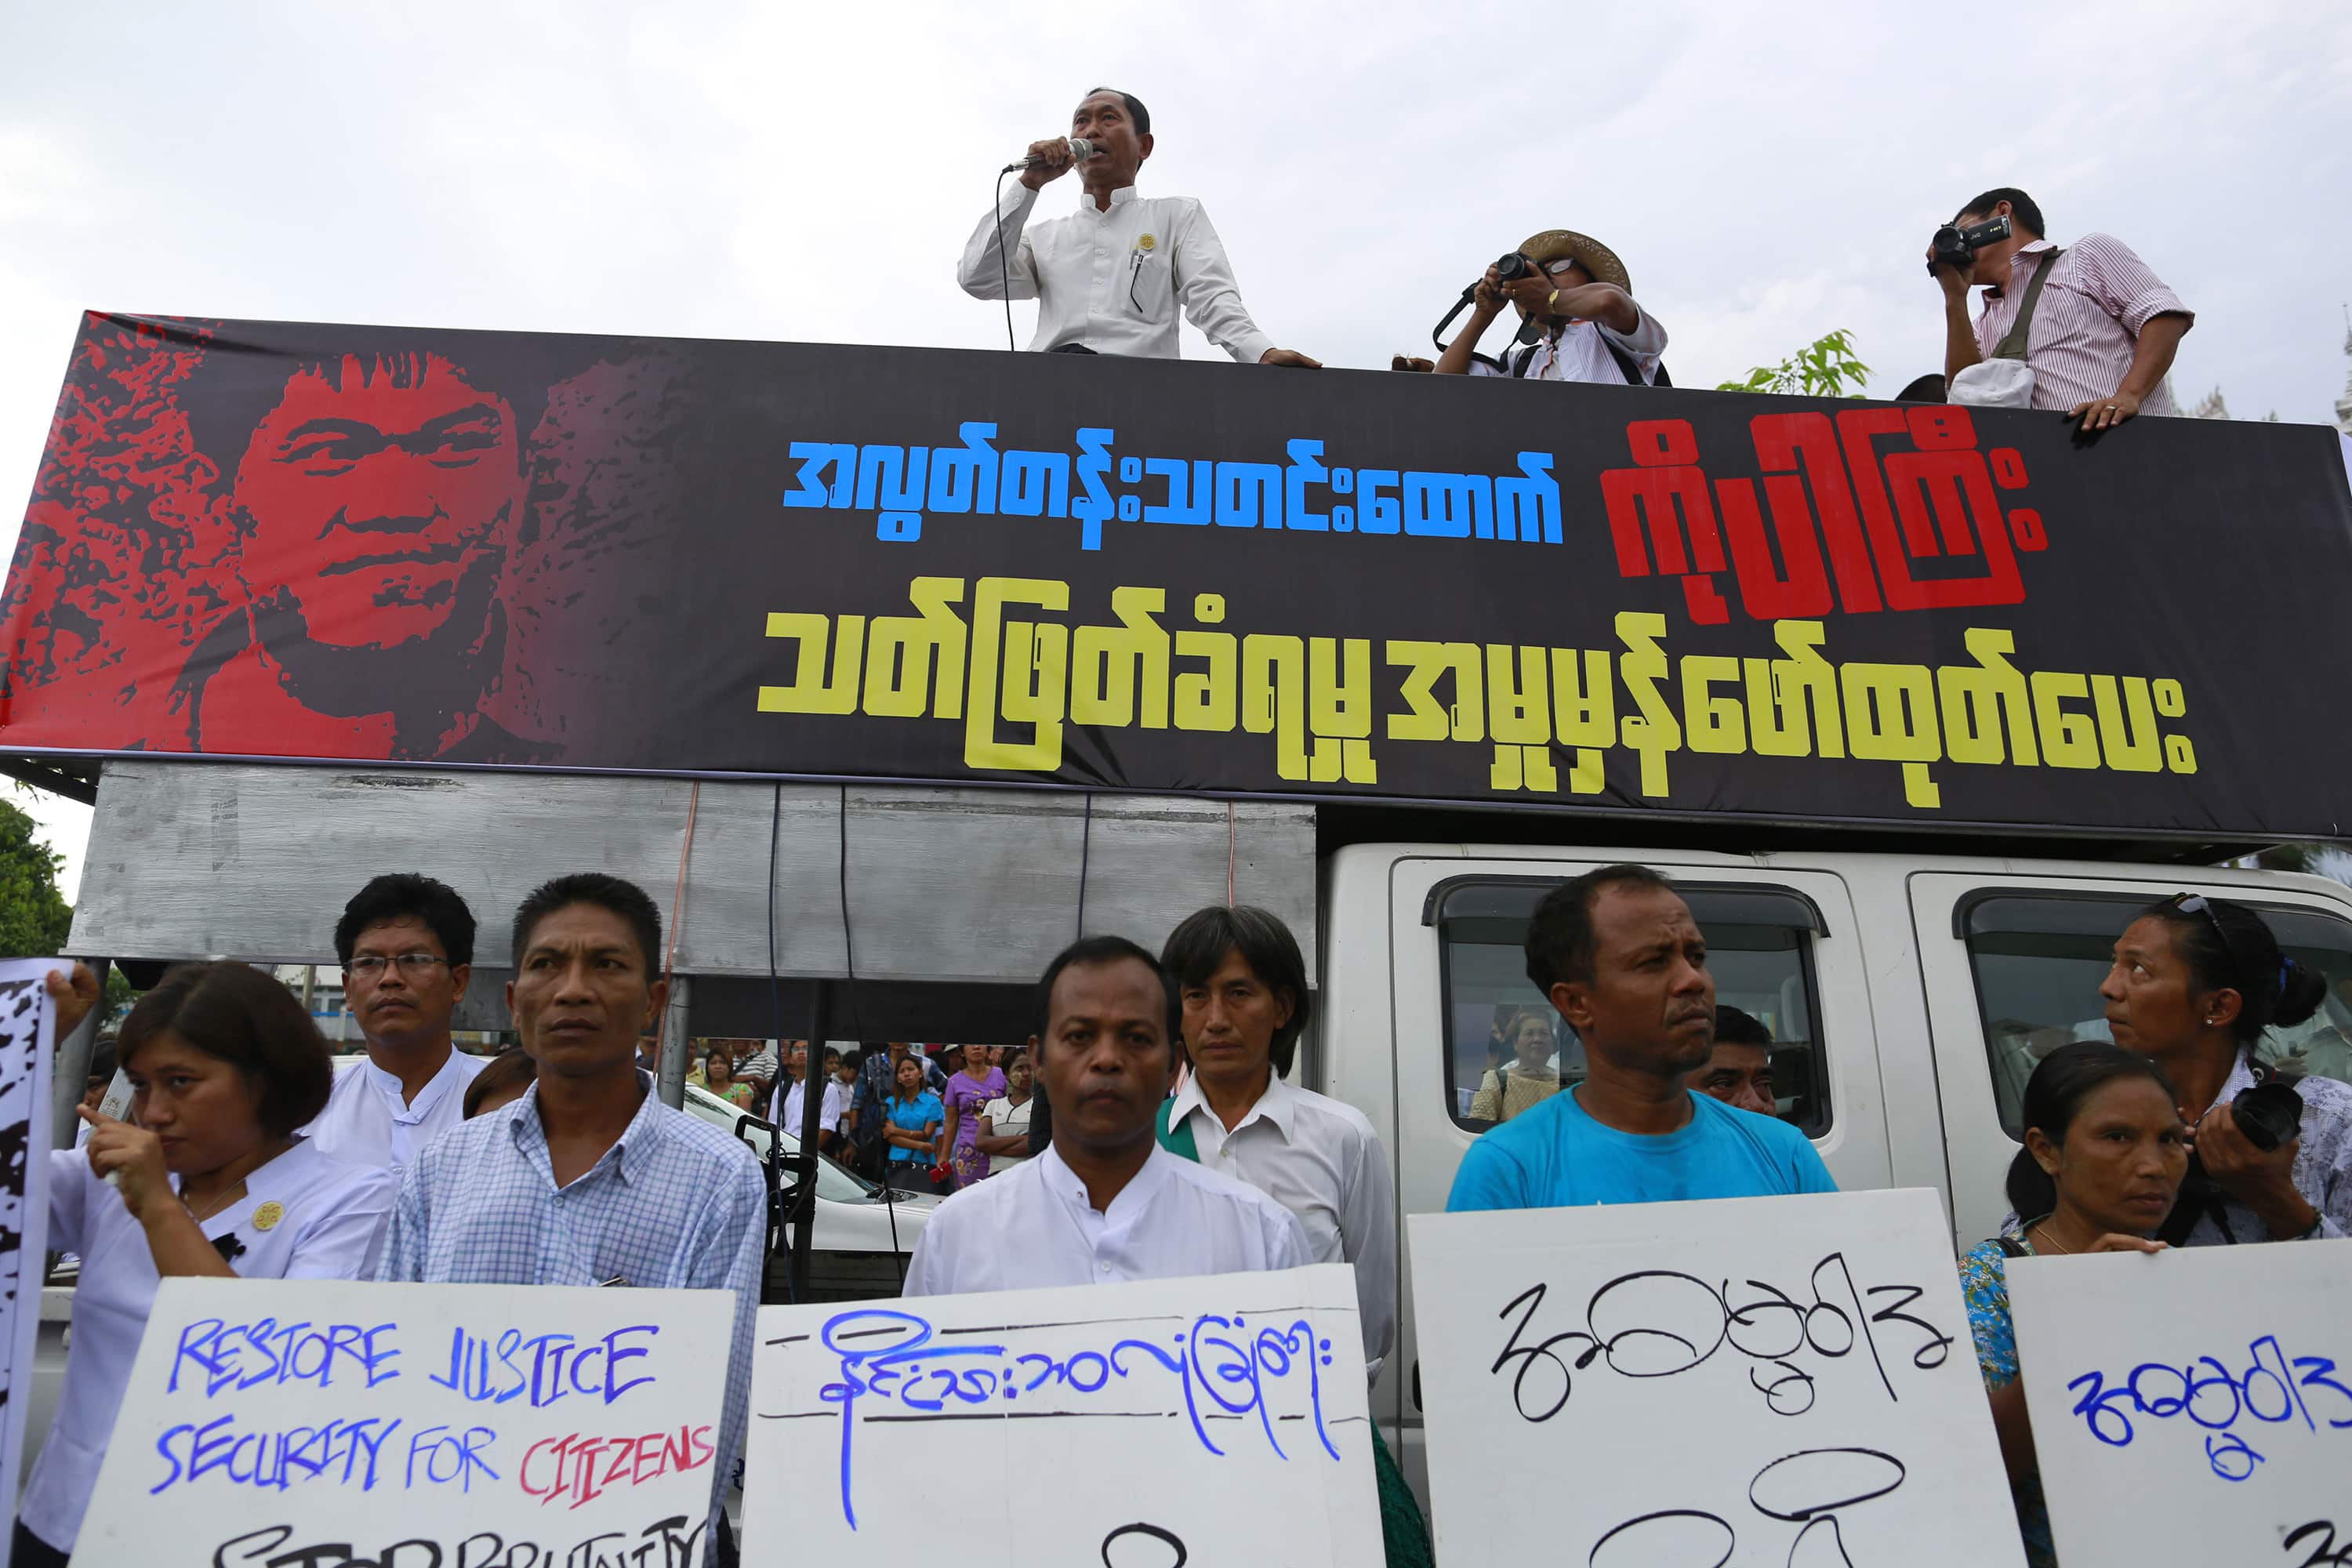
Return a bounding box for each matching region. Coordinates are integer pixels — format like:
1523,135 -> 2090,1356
668,1036 -> 1038,1195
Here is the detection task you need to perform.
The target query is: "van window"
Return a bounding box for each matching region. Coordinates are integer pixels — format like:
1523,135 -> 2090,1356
1430,879 -> 1832,1137
1961,891 -> 2352,1138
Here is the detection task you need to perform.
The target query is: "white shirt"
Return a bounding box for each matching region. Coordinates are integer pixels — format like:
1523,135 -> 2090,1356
960,182 -> 1278,362
903,1142 -> 1309,1297
979,1093 -> 1034,1169
1167,1074 -> 1397,1378
1468,307 -> 1668,385
775,1076 -> 849,1138
23,1140 -> 394,1552
299,1045 -> 487,1174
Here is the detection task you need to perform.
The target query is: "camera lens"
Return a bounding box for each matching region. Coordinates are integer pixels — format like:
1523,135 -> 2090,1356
2232,1081 -> 2305,1152
1494,252 -> 1531,282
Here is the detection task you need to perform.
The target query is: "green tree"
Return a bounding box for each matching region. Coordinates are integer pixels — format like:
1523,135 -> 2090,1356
1717,328 -> 1872,399
0,797 -> 71,957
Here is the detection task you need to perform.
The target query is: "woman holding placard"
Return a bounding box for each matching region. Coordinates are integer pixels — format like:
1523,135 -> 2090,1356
2096,892 -> 2352,1246
15,962 -> 397,1568
1957,1041 -> 2188,1568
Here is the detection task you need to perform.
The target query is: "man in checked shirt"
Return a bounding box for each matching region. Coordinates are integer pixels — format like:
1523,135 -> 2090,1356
378,872 -> 768,1566
1932,186 -> 2194,434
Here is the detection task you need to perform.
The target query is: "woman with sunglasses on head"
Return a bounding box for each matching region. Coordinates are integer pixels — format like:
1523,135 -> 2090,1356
2097,892 -> 2352,1244
1958,1042 -> 2188,1568
16,962 -> 396,1568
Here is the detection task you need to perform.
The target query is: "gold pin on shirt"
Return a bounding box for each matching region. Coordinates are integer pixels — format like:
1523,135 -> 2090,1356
252,1200 -> 285,1232
1138,234 -> 1156,252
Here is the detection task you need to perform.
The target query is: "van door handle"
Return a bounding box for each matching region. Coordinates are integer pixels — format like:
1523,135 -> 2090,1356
1411,1360 -> 1423,1413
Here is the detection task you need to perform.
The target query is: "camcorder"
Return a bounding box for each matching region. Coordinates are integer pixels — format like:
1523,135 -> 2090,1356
2159,1076 -> 2307,1243
1927,214 -> 2011,274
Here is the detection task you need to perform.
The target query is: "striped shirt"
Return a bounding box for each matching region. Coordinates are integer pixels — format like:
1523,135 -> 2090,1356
1972,234 -> 2191,415
376,1072 -> 768,1558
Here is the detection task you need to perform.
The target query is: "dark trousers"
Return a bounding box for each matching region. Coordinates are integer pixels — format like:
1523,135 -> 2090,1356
14,1521 -> 70,1568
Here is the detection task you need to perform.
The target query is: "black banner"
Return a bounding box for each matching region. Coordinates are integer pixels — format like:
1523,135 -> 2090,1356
6,312 -> 2350,840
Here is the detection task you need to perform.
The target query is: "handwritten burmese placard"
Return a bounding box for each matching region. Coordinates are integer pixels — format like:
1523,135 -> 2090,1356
80,1278 -> 731,1567
2009,1240 -> 2352,1566
741,1263 -> 1379,1566
1410,1189 -> 2020,1567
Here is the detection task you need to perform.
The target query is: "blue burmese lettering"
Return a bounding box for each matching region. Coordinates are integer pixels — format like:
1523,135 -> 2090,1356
807,1306 -> 1340,1533
2062,1334 -> 2352,1483
779,425 -> 1561,554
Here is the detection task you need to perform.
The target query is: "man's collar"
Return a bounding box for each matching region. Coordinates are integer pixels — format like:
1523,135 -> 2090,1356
1078,184 -> 1140,213
1037,1138 -> 1171,1217
363,1042 -> 463,1112
507,1068 -> 666,1181
1171,1071 -> 1298,1142
1984,238 -> 2057,299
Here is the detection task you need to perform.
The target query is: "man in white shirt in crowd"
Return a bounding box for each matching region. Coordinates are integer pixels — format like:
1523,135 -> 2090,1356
301,873 -> 486,1175
960,86 -> 1319,367
776,1041 -> 848,1155
1159,906 -> 1396,1379
1931,186 -> 2192,432
904,935 -> 1308,1296
1433,228 -> 1669,385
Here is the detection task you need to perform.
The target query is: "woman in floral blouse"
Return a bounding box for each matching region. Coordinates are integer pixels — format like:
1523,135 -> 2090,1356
1957,1041 -> 2187,1567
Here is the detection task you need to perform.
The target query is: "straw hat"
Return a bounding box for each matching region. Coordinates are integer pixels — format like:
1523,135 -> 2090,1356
1518,229 -> 1631,294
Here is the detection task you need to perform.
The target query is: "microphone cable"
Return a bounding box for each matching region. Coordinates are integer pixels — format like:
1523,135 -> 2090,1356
994,168 -> 1018,352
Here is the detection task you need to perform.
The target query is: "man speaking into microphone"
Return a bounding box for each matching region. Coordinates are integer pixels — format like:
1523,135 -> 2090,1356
959,86 -> 1319,367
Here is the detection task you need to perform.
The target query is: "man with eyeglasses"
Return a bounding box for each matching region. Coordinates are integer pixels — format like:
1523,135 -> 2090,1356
959,85 -> 1319,367
1433,228 -> 1669,386
301,873 -> 486,1175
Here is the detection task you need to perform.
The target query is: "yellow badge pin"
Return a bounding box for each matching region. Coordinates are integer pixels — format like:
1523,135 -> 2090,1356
1138,234 -> 1156,252
252,1200 -> 285,1232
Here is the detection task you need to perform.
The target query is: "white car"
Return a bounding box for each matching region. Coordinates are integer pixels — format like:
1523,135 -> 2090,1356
679,1081 -> 936,1299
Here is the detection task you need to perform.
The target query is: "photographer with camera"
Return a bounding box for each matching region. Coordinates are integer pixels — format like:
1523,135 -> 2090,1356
2097,892 -> 2352,1245
1432,229 -> 1667,386
1929,187 -> 2192,430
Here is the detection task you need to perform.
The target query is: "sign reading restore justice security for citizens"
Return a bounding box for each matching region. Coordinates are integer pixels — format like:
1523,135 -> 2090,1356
78,1278 -> 731,1567
740,1263 -> 1381,1567
2007,1240 -> 2352,1566
1410,1189 -> 2021,1567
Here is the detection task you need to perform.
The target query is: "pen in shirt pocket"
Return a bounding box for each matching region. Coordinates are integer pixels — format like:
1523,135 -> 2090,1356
597,1274 -> 632,1287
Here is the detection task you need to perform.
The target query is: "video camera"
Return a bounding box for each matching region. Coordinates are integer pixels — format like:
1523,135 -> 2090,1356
1927,214 -> 2011,274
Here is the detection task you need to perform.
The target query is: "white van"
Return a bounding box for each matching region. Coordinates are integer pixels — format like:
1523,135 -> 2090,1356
1316,840 -> 2352,1494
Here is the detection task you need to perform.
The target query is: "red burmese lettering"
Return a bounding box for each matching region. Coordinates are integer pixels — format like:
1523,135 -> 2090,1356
1836,405 -> 2025,612
1600,419 -> 1729,626
1749,411 -> 1882,615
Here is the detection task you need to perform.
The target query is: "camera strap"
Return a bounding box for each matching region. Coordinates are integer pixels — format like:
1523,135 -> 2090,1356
1991,249 -> 2064,361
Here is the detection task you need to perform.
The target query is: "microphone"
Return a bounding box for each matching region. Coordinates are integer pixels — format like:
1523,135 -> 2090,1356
1003,136 -> 1094,174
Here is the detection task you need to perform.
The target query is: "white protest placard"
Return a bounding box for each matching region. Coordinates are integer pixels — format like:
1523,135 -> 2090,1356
78,1278 -> 731,1567
0,960 -> 54,1562
741,1263 -> 1380,1567
2009,1240 -> 2352,1565
1411,1189 -> 2021,1567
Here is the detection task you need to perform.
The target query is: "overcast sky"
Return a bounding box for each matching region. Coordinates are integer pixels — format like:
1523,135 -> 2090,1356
4,1 -> 2350,902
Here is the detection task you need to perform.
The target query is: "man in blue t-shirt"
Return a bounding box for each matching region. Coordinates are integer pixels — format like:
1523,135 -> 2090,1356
1446,864 -> 1835,1212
